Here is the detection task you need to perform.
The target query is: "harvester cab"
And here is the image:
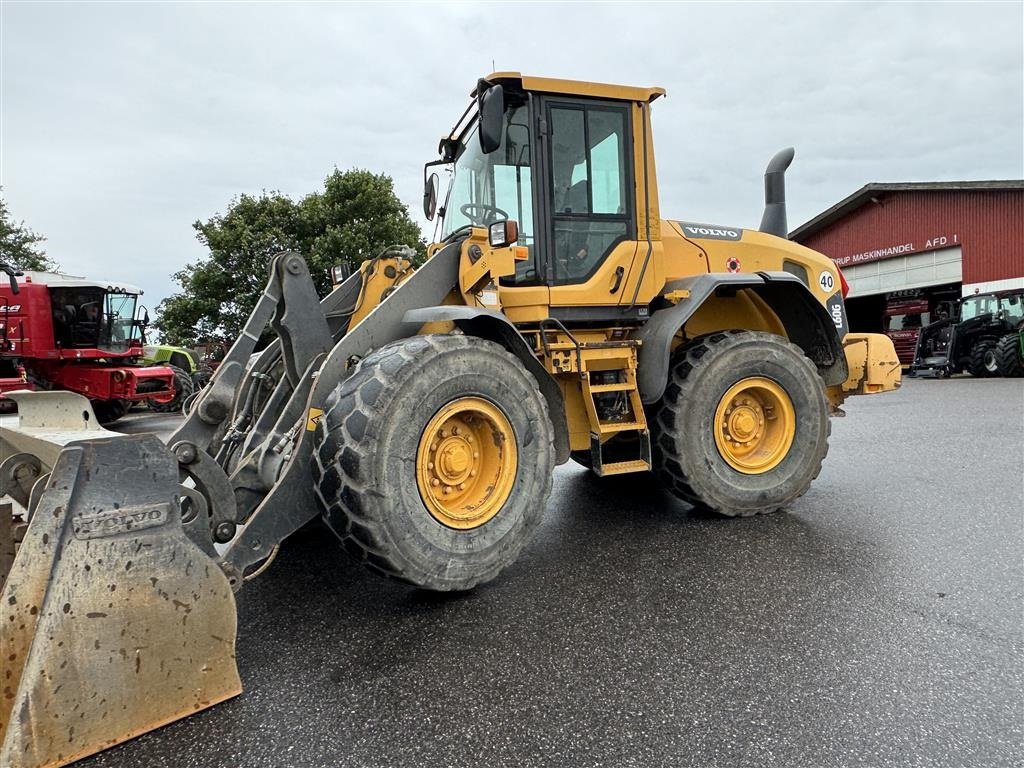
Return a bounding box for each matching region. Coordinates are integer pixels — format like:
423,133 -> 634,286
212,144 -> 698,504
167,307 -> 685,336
0,271 -> 177,422
2,73 -> 901,767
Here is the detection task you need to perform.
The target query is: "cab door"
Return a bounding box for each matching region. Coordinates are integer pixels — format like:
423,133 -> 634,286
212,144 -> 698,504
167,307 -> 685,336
539,97 -> 644,318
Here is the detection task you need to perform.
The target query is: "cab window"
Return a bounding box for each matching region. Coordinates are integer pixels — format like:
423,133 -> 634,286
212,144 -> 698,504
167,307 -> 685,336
547,103 -> 632,285
444,99 -> 539,285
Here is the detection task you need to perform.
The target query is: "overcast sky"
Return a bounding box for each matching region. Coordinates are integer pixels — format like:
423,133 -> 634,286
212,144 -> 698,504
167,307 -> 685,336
2,1 -> 1021,311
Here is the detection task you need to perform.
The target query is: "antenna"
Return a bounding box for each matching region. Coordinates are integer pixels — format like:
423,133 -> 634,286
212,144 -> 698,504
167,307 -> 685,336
492,58 -> 495,72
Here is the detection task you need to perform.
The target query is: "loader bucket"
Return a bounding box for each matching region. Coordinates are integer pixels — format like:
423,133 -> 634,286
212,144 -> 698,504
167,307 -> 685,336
1,434 -> 241,768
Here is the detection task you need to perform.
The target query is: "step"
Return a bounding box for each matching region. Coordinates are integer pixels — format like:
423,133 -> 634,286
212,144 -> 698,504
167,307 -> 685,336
597,420 -> 645,435
588,382 -> 634,393
595,459 -> 651,477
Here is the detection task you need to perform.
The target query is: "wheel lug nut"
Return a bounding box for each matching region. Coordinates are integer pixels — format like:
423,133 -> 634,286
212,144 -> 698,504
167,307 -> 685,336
431,478 -> 440,487
457,483 -> 465,490
444,486 -> 452,494
439,429 -> 447,438
470,470 -> 477,477
452,426 -> 460,436
466,435 -> 473,443
473,452 -> 479,459
428,462 -> 434,470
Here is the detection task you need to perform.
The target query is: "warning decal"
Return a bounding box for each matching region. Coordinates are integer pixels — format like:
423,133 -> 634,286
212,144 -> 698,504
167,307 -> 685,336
306,407 -> 324,432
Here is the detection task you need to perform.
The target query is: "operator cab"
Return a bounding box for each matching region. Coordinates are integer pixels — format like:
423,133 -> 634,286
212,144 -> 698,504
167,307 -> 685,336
50,287 -> 142,352
21,271 -> 147,354
424,72 -> 665,319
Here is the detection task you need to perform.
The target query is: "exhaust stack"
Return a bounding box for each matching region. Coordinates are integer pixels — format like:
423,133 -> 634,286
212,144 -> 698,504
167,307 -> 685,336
758,147 -> 795,239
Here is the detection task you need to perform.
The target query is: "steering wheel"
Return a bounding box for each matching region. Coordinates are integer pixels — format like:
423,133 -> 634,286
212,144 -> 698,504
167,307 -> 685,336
459,203 -> 508,227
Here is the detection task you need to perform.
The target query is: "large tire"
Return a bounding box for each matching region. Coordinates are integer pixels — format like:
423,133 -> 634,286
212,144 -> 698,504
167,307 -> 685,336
651,331 -> 830,517
994,333 -> 1024,377
92,398 -> 129,425
150,365 -> 194,412
312,334 -> 555,591
968,338 -> 999,377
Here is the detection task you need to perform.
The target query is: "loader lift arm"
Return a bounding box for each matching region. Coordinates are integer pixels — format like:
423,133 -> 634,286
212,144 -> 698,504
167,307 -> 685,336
168,246 -> 463,584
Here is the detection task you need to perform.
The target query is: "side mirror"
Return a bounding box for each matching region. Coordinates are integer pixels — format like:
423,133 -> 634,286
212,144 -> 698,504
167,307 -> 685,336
488,220 -> 519,249
0,262 -> 22,295
331,263 -> 353,286
423,173 -> 439,220
478,83 -> 504,155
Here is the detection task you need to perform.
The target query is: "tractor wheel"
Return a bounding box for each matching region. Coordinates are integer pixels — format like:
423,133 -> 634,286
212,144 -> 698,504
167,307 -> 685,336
994,333 -> 1024,377
92,398 -> 129,425
150,365 -> 194,413
312,334 -> 555,591
651,331 -> 830,517
968,338 -> 999,377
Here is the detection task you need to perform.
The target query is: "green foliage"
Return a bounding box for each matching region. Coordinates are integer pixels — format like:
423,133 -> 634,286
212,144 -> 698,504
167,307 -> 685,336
0,194 -> 56,272
156,169 -> 425,346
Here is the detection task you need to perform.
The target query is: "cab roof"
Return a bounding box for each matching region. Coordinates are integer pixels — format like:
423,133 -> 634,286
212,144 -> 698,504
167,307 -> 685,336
18,270 -> 144,295
476,72 -> 666,103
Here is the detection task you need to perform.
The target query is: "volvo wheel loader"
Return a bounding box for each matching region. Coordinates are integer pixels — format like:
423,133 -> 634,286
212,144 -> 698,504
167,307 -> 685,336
0,73 -> 900,768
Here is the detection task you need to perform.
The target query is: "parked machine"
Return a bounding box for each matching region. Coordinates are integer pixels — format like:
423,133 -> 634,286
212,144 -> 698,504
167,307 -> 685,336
883,294 -> 931,366
0,263 -> 176,422
910,289 -> 1024,377
0,73 -> 901,768
141,341 -> 198,411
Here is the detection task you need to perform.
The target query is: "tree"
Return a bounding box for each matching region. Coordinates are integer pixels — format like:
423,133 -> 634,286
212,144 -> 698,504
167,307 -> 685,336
156,169 -> 424,346
0,194 -> 56,271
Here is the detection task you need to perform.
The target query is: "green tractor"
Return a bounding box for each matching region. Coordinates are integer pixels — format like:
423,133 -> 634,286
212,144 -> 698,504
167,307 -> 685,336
141,343 -> 198,411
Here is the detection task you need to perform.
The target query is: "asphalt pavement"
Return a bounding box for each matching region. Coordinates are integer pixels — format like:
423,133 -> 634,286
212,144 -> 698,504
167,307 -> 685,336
85,378 -> 1023,768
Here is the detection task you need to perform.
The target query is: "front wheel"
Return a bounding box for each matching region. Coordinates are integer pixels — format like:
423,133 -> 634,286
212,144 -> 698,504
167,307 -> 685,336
312,334 -> 555,591
150,365 -> 194,413
651,331 -> 830,517
968,338 -> 998,377
92,398 -> 129,425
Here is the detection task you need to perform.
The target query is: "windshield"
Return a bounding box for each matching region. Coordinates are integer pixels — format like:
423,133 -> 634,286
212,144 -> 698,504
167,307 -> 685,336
99,293 -> 141,353
441,101 -> 534,256
1000,294 -> 1023,323
960,295 -> 996,321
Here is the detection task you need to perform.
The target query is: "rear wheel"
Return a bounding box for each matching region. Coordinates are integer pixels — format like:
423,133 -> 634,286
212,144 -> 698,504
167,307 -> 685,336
651,331 -> 830,517
150,365 -> 194,413
968,338 -> 998,377
312,334 -> 555,591
994,333 -> 1023,377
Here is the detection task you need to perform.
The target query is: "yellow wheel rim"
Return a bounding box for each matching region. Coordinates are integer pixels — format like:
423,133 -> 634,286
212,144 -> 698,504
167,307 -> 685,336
416,396 -> 517,530
713,377 -> 796,474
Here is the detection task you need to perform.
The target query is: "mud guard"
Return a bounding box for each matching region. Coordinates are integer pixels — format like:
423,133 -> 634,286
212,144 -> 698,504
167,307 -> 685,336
0,435 -> 240,768
634,271 -> 848,404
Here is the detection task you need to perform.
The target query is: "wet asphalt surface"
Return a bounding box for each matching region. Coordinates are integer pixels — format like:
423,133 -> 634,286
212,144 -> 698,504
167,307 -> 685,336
85,378 -> 1022,767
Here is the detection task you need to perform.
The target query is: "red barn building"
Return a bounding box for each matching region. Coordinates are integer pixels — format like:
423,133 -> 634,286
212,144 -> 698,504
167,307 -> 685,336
791,181 -> 1024,364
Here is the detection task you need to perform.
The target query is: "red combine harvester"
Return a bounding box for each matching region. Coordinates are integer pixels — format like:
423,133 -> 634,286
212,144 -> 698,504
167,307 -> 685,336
883,294 -> 931,366
0,262 -> 176,423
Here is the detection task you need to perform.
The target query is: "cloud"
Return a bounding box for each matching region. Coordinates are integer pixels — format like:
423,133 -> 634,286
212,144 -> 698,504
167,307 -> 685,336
2,1 -> 1021,311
